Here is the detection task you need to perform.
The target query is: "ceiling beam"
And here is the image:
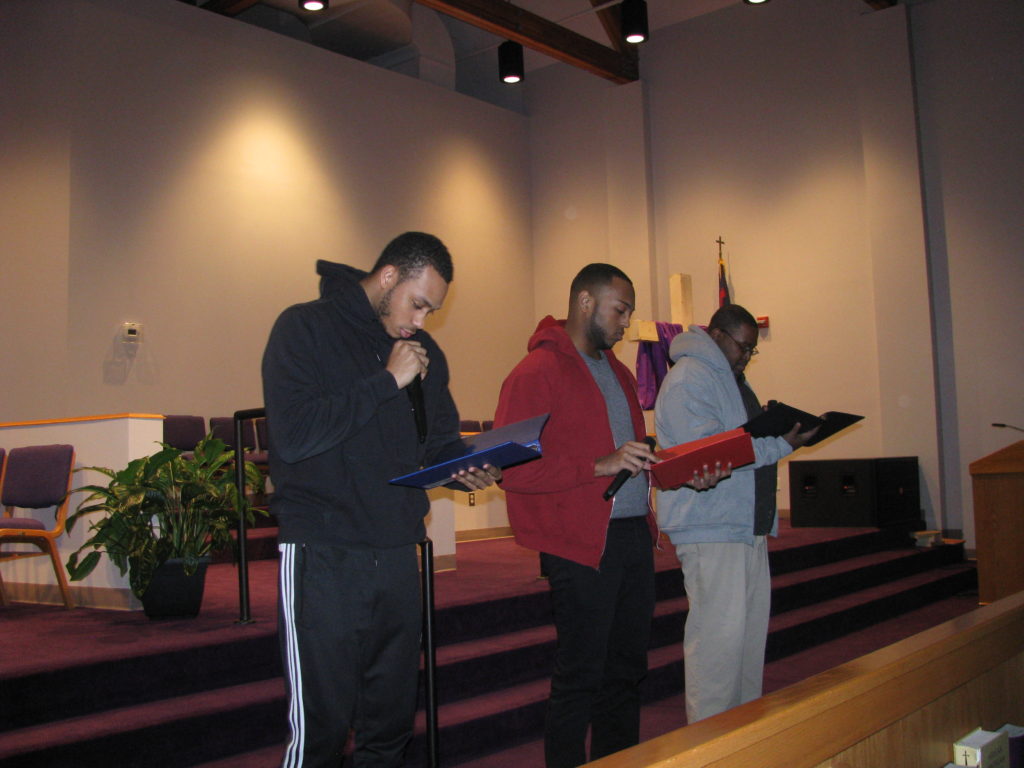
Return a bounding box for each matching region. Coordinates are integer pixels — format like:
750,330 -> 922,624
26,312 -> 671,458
413,0 -> 638,83
590,0 -> 630,55
202,0 -> 260,14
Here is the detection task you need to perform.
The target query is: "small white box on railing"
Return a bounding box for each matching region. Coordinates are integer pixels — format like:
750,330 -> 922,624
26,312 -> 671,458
954,727 -> 1009,768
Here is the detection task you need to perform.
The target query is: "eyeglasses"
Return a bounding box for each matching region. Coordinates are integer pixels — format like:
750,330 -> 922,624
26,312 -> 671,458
723,331 -> 759,357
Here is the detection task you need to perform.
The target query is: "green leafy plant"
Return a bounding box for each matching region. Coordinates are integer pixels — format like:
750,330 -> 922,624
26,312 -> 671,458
66,435 -> 266,599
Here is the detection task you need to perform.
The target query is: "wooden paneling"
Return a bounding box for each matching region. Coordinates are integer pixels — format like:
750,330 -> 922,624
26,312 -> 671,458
586,592 -> 1024,768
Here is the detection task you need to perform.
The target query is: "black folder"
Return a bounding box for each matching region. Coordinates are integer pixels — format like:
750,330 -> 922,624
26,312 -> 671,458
742,402 -> 863,447
389,413 -> 549,489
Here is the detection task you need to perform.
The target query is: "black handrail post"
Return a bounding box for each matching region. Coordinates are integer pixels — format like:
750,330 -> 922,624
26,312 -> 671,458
233,407 -> 265,625
419,537 -> 439,768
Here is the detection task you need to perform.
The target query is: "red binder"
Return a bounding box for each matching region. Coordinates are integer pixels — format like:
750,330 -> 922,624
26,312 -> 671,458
649,428 -> 755,490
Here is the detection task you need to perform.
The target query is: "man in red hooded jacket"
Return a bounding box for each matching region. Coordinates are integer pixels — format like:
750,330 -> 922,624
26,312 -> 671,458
494,263 -> 720,767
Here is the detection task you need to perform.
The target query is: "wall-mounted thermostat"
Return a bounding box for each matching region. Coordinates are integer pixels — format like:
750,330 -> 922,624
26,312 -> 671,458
121,322 -> 143,343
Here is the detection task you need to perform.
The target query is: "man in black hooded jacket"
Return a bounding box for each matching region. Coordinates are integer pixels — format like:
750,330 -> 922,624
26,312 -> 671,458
262,232 -> 499,767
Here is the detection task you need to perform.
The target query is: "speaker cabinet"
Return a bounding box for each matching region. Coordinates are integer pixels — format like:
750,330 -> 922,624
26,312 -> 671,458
789,457 -> 921,528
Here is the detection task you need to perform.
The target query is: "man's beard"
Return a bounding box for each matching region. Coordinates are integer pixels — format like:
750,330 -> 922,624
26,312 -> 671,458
375,285 -> 395,320
586,314 -> 613,352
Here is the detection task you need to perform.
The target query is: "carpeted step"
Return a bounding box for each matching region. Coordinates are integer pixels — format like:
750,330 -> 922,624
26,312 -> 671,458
765,562 -> 977,661
2,631 -> 281,733
436,527 -> 913,647
650,526 -> 917,601
424,561 -> 977,764
430,591 -> 690,708
640,562 -> 977,703
648,542 -> 967,652
0,527 -> 977,768
766,526 -> 912,576
770,540 -> 966,614
0,678 -> 287,768
2,542 -> 966,736
449,592 -> 982,768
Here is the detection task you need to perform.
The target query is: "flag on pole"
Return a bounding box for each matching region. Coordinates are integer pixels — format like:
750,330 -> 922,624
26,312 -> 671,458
718,257 -> 730,307
717,236 -> 731,307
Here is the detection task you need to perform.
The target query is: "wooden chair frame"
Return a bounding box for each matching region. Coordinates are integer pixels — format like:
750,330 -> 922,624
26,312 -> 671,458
0,446 -> 77,609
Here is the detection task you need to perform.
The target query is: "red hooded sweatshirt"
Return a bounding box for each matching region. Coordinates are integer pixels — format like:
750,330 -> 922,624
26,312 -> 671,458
494,316 -> 656,569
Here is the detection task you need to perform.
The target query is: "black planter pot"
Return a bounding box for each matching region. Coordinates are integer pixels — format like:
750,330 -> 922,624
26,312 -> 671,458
141,557 -> 210,618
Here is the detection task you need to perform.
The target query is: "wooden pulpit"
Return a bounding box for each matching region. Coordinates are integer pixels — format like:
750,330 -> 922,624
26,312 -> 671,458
969,440 -> 1024,603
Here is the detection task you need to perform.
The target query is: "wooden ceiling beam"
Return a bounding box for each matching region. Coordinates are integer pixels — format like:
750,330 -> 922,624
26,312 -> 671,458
413,0 -> 638,83
203,0 -> 260,15
590,0 -> 630,55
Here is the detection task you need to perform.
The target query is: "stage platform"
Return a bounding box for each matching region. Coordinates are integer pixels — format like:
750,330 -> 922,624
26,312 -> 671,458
0,522 -> 979,768
1,521 -> 880,678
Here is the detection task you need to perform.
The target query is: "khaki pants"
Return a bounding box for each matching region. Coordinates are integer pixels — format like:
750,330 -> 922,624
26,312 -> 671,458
676,537 -> 770,723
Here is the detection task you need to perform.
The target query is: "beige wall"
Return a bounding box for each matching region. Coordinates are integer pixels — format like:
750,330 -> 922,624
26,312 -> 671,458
643,0 -> 888,517
910,0 -> 1024,547
525,65 -> 656,438
527,0 -> 893,517
0,5 -> 73,423
525,0 -> 1024,540
0,0 -> 533,426
3,0 -> 1021,546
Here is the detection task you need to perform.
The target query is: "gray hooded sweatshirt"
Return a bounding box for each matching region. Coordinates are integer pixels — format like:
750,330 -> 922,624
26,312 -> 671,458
654,325 -> 792,546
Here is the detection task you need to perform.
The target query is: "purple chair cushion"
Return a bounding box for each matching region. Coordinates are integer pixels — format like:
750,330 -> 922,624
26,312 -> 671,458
0,517 -> 47,531
210,417 -> 257,451
163,415 -> 206,451
1,444 -> 74,509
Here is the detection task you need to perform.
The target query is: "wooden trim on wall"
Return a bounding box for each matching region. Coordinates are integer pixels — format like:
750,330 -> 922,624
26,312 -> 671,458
0,413 -> 165,429
455,526 -> 514,542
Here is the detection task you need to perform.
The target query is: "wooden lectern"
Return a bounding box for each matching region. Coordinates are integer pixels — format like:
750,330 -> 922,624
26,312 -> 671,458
969,440 -> 1024,604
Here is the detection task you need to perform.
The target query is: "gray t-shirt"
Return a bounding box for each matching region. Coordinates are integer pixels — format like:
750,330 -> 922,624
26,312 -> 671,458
580,350 -> 648,518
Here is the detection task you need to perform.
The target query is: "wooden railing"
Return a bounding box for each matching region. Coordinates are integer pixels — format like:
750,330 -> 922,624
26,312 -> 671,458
588,590 -> 1024,768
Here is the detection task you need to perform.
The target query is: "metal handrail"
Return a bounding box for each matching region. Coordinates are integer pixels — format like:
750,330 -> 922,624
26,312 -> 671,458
419,537 -> 439,768
232,407 -> 265,624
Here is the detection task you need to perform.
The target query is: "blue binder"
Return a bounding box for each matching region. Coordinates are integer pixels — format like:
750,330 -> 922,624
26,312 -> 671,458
389,413 -> 549,490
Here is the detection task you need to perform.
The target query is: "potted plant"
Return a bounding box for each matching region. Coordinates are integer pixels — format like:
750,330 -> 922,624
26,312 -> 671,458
66,434 -> 266,617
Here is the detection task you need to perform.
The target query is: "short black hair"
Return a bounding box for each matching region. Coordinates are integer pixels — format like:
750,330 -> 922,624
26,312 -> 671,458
569,263 -> 632,302
372,232 -> 454,284
708,303 -> 758,334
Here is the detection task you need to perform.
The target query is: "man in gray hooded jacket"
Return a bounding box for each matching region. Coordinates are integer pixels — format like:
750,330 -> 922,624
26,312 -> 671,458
654,304 -> 815,723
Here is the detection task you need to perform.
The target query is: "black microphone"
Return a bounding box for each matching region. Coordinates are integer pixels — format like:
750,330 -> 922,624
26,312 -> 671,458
408,375 -> 427,443
992,422 -> 1024,434
603,436 -> 656,501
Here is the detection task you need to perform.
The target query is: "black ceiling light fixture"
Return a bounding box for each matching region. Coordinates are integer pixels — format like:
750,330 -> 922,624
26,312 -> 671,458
498,40 -> 524,84
743,0 -> 772,4
299,0 -> 328,11
621,0 -> 649,44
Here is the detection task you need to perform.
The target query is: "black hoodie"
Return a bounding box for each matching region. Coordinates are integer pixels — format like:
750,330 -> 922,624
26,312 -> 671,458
261,260 -> 465,547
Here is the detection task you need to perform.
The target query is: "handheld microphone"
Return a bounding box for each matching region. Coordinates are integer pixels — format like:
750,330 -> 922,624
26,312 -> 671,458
603,436 -> 656,501
408,375 -> 427,443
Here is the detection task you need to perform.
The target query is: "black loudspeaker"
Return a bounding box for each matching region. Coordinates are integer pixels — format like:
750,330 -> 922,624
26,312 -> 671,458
789,457 -> 922,528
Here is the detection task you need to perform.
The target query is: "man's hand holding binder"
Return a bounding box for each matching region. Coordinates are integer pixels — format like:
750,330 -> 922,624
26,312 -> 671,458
743,402 -> 862,448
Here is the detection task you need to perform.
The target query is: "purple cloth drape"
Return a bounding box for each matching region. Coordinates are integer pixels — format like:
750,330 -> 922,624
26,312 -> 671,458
635,322 -> 684,409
